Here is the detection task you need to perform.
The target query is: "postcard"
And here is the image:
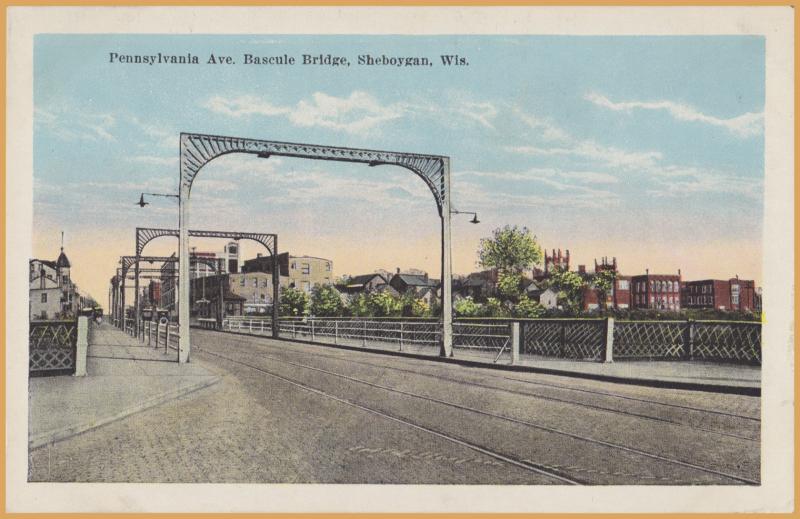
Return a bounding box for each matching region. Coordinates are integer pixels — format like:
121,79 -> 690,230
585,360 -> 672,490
6,5 -> 794,513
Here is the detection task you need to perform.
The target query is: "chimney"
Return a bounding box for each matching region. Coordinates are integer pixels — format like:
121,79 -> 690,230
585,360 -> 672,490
257,253 -> 262,258
646,268 -> 649,275
678,269 -> 682,279
396,267 -> 401,274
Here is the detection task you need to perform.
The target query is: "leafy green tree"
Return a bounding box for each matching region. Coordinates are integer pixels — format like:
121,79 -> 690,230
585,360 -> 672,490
309,285 -> 344,317
367,291 -> 402,317
484,297 -> 510,317
479,225 -> 543,273
346,293 -> 370,317
546,265 -> 586,314
280,287 -> 310,317
513,295 -> 545,318
399,292 -> 432,317
410,298 -> 431,318
591,270 -> 617,310
454,296 -> 481,317
497,271 -> 524,301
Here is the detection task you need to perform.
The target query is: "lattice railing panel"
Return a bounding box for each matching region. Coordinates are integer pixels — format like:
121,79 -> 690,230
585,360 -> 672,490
521,321 -> 563,356
29,320 -> 76,374
453,322 -> 510,351
521,320 -> 604,360
614,321 -> 686,359
563,321 -> 605,360
693,322 -> 761,364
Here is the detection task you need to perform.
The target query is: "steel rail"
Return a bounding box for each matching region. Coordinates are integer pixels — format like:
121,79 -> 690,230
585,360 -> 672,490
193,333 -> 759,484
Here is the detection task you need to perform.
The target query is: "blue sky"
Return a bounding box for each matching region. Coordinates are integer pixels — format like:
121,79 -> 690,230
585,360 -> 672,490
33,34 -> 765,301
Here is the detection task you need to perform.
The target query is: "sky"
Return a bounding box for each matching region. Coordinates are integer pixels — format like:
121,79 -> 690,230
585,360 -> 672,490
32,34 -> 765,303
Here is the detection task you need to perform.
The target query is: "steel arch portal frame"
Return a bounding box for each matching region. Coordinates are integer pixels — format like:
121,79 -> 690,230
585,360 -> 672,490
118,255 -> 220,330
133,227 -> 279,337
178,132 -> 453,363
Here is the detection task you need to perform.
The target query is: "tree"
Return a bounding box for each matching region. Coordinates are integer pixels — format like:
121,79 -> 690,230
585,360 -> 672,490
454,296 -> 481,317
546,265 -> 586,314
400,291 -> 432,317
514,295 -> 545,318
484,297 -> 510,317
367,291 -> 402,317
478,225 -> 543,273
346,293 -> 370,317
280,287 -> 309,317
497,271 -> 524,301
309,285 -> 343,317
591,270 -> 617,310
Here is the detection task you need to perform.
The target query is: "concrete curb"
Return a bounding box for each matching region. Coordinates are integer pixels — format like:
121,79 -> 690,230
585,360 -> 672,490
208,328 -> 760,397
29,375 -> 220,450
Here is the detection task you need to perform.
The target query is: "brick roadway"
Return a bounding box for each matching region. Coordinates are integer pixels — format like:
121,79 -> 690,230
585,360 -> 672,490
28,330 -> 760,484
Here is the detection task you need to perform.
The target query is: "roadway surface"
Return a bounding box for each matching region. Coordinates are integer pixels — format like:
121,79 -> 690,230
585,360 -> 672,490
29,329 -> 760,484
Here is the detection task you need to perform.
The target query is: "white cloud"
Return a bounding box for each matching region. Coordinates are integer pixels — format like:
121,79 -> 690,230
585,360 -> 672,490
584,92 -> 763,138
646,165 -> 762,200
128,155 -> 178,167
35,107 -> 117,142
509,105 -> 570,141
289,91 -> 405,134
453,101 -> 498,130
506,141 -> 663,171
204,91 -> 405,136
204,95 -> 290,118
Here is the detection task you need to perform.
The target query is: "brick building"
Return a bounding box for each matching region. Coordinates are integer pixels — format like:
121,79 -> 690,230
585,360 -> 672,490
630,270 -> 682,311
681,277 -> 756,312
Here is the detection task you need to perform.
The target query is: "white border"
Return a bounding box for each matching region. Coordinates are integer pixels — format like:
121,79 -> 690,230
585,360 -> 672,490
6,6 -> 794,513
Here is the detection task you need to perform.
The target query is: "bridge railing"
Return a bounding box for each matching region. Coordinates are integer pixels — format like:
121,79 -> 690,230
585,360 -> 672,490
141,320 -> 180,356
29,319 -> 78,376
217,316 -> 513,360
208,316 -> 761,365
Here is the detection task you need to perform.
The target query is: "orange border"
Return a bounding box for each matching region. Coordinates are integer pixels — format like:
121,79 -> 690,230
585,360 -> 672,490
1,2 -> 795,518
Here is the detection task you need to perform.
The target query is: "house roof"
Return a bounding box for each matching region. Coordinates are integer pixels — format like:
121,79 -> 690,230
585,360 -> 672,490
349,273 -> 386,286
395,274 -> 435,287
56,249 -> 71,268
31,259 -> 58,269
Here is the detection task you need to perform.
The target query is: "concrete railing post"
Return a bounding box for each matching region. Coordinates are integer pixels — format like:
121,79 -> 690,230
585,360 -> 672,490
602,317 -> 615,363
363,321 -> 367,347
74,316 -> 88,377
311,319 -> 316,341
334,320 -> 339,345
684,319 -> 695,360
399,322 -> 404,351
165,325 -> 170,355
511,322 -> 520,365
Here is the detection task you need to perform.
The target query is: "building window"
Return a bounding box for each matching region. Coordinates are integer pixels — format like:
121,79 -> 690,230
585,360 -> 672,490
326,262 -> 331,271
252,279 -> 257,288
302,281 -> 311,292
618,280 -> 629,290
302,263 -> 310,275
650,281 -> 654,291
291,261 -> 297,270
62,275 -> 69,284
41,293 -> 47,303
239,278 -> 245,287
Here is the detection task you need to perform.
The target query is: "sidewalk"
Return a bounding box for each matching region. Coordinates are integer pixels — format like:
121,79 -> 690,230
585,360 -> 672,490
222,329 -> 760,396
28,323 -> 220,449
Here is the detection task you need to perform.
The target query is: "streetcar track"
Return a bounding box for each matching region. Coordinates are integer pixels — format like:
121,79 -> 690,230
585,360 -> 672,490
196,341 -> 760,485
197,330 -> 760,440
196,346 -> 581,485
